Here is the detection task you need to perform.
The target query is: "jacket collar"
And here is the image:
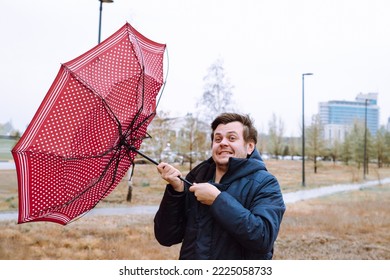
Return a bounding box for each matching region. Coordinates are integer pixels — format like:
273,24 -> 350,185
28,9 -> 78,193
205,148 -> 267,187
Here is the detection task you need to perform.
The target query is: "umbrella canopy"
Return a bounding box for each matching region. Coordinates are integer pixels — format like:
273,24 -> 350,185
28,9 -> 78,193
12,23 -> 166,225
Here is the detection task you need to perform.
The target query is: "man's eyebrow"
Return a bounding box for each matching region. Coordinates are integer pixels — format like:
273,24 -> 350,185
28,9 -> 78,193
214,131 -> 239,135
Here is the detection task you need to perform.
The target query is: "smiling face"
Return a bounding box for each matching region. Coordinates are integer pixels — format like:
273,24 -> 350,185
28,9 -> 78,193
211,121 -> 255,172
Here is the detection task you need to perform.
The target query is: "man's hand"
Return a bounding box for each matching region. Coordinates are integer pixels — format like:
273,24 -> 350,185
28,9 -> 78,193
157,162 -> 184,192
189,183 -> 221,205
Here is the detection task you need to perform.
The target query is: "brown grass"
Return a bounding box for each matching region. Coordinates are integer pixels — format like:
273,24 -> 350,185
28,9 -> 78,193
1,159 -> 390,260
274,185 -> 390,259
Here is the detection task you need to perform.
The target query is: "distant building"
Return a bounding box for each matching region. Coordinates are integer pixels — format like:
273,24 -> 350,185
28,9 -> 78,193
319,92 -> 379,142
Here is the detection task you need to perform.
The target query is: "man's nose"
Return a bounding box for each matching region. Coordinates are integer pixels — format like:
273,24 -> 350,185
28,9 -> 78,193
219,137 -> 229,145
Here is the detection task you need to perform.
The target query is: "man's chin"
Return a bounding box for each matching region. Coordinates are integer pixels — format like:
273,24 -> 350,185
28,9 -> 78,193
214,156 -> 231,165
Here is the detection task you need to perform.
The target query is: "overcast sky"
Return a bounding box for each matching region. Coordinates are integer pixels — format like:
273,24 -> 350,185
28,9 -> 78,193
1,0 -> 389,137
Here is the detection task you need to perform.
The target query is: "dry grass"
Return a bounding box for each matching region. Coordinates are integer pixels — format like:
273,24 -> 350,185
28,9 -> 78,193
0,214 -> 180,260
274,185 -> 390,259
1,159 -> 390,260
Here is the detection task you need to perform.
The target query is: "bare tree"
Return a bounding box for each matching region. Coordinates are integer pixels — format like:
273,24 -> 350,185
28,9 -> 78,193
306,114 -> 325,173
373,126 -> 390,168
197,58 -> 235,123
142,110 -> 176,161
344,121 -> 372,169
287,135 -> 300,160
341,132 -> 352,165
328,138 -> 342,165
177,114 -> 209,170
268,113 -> 284,159
384,129 -> 390,167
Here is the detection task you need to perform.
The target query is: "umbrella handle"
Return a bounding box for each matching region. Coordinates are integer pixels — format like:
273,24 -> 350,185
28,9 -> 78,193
132,147 -> 193,186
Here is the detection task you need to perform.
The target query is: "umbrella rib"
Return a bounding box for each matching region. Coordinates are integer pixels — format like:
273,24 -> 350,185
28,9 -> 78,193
62,64 -> 123,127
66,148 -> 130,224
155,46 -> 169,109
124,27 -> 158,142
62,144 -> 123,210
60,64 -> 128,161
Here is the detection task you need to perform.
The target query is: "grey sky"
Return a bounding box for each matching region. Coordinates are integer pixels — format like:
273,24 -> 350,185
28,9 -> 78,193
1,0 -> 389,136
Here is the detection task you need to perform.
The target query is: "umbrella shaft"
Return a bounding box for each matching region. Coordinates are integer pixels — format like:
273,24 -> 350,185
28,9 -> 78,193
133,148 -> 159,165
132,148 -> 193,186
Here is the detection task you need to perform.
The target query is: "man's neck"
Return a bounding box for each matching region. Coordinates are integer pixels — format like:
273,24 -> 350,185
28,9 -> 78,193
215,166 -> 227,183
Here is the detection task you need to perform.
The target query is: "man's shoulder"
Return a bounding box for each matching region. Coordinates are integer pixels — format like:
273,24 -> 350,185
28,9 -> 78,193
247,168 -> 278,186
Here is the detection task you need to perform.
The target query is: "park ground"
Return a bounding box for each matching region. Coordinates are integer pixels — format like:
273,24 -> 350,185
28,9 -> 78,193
0,159 -> 389,259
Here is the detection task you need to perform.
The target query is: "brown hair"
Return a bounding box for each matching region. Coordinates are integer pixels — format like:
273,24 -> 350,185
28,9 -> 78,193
211,113 -> 258,144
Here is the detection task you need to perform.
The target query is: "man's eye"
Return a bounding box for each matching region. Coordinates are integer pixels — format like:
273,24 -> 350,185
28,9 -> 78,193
215,138 -> 222,143
229,136 -> 236,141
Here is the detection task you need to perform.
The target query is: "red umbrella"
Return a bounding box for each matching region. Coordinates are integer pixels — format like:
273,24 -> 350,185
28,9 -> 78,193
12,23 -> 166,225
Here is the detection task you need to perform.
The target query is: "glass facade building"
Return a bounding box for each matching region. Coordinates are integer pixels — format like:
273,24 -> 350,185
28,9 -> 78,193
319,93 -> 379,142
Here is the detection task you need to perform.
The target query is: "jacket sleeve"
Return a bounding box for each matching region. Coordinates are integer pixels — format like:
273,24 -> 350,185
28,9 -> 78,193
153,184 -> 187,246
210,174 -> 285,253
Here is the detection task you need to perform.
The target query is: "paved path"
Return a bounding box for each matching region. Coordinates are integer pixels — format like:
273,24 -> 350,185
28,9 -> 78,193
282,177 -> 390,203
1,178 -> 389,222
0,161 -> 15,170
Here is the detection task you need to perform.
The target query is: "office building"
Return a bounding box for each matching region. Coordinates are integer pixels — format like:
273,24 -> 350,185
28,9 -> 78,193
319,93 -> 379,142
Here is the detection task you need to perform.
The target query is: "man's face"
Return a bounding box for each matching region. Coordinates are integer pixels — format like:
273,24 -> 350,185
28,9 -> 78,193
211,121 -> 255,168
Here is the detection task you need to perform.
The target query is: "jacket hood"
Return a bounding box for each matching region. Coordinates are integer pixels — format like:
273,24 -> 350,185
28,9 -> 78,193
219,148 -> 267,185
186,148 -> 267,188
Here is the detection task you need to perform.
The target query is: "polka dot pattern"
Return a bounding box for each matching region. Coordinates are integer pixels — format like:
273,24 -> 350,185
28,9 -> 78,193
13,23 -> 166,225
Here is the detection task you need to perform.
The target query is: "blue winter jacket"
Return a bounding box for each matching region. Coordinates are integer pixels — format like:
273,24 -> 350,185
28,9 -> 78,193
154,149 -> 286,259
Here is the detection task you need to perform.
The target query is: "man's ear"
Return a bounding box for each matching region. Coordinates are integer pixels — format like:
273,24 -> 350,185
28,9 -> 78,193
247,142 -> 255,155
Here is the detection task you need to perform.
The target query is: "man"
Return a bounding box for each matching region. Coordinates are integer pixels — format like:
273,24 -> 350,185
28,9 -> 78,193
154,113 -> 285,259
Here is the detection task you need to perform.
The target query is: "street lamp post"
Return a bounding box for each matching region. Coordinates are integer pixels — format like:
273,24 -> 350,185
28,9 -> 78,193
98,0 -> 114,44
363,99 -> 368,179
302,73 -> 313,187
